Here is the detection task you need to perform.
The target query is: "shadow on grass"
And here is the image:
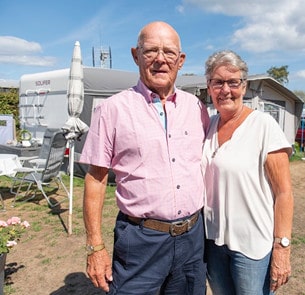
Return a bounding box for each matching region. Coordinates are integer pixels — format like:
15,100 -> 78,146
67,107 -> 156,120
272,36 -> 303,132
49,204 -> 69,233
49,272 -> 105,295
0,187 -> 71,234
4,261 -> 25,289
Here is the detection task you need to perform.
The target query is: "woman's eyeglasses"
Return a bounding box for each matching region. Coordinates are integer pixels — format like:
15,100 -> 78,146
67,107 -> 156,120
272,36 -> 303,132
209,79 -> 245,90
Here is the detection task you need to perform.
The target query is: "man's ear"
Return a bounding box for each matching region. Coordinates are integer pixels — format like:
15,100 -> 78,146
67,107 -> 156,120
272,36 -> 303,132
177,52 -> 186,70
131,47 -> 139,65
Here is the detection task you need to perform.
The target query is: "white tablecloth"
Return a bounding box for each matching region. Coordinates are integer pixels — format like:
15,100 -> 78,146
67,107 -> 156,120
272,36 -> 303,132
0,154 -> 22,177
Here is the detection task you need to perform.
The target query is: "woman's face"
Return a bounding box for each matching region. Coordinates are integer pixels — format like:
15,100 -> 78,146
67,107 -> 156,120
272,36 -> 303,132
207,65 -> 247,115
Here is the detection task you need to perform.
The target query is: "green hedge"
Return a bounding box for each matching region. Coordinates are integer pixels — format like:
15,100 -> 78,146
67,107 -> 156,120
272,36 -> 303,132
0,88 -> 20,131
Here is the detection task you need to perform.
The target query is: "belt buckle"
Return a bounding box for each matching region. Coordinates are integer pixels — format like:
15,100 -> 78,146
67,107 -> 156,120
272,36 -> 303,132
169,218 -> 191,237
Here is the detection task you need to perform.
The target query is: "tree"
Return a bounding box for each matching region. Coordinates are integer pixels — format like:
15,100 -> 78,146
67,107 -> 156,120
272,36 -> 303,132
294,90 -> 305,102
267,65 -> 289,85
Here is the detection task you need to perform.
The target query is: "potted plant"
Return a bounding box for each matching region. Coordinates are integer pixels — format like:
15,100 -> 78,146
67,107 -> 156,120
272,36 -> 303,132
19,129 -> 32,147
0,217 -> 30,295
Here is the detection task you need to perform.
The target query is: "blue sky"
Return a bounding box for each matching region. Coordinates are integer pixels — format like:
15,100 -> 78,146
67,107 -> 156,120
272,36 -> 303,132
1,0 -> 305,92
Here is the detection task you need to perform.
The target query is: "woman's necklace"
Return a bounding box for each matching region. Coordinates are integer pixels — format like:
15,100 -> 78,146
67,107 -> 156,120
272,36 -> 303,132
211,147 -> 219,158
219,105 -> 244,128
211,106 -> 244,159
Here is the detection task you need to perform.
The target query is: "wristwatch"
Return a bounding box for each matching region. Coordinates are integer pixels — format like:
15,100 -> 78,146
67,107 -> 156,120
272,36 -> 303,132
86,243 -> 105,255
274,237 -> 290,247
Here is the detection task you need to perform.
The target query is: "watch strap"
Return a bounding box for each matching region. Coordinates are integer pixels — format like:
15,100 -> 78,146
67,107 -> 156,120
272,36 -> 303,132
87,243 -> 105,255
274,237 -> 290,247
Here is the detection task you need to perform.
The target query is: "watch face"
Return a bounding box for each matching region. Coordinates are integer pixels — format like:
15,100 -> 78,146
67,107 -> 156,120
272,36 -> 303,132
86,245 -> 94,254
281,237 -> 290,247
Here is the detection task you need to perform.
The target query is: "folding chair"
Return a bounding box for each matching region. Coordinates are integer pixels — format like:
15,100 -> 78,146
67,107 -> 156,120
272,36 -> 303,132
18,128 -> 58,165
10,129 -> 69,207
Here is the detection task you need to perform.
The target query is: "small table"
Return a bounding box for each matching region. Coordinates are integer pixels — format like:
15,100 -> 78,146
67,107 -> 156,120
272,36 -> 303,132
0,154 -> 22,211
0,144 -> 41,157
0,154 -> 22,177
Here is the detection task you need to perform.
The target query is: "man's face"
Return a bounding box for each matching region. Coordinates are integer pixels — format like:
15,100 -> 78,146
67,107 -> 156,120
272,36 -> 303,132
131,24 -> 185,98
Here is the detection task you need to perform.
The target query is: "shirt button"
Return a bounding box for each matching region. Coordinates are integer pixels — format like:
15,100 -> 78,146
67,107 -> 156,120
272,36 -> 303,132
168,134 -> 171,138
178,210 -> 181,215
184,131 -> 188,135
172,158 -> 175,162
160,112 -> 164,116
176,185 -> 180,189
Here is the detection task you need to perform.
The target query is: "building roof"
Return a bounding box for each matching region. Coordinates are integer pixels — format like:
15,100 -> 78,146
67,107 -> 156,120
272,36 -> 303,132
176,73 -> 303,104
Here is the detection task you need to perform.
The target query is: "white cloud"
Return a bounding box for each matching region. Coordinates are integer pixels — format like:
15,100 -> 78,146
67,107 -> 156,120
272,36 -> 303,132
296,70 -> 305,79
176,5 -> 185,13
182,0 -> 290,17
181,0 -> 305,53
0,36 -> 56,66
47,15 -> 102,47
0,55 -> 56,66
0,36 -> 42,54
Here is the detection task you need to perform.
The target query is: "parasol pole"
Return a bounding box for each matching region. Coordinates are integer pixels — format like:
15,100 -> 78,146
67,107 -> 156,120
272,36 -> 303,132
68,139 -> 74,235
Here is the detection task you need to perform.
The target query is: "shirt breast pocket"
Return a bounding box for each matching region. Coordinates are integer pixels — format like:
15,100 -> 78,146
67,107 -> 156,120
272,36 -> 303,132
169,129 -> 203,162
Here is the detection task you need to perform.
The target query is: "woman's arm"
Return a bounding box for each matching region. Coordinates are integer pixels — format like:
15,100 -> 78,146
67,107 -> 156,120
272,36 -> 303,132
265,149 -> 293,292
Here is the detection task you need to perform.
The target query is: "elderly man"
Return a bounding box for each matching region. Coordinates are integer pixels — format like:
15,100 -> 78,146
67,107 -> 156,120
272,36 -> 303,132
80,21 -> 209,295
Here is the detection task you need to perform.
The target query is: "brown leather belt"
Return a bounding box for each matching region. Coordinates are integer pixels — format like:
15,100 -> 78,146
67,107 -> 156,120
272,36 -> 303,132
127,211 -> 200,237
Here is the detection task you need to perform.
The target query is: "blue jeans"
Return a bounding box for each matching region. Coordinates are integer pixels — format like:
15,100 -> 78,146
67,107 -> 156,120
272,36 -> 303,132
205,240 -> 274,295
108,211 -> 207,295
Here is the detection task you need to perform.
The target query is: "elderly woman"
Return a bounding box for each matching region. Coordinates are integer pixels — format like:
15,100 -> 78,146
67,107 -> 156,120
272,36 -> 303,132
202,50 -> 293,294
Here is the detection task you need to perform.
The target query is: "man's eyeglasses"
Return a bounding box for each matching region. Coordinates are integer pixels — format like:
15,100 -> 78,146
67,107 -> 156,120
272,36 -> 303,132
209,79 -> 245,90
139,46 -> 180,64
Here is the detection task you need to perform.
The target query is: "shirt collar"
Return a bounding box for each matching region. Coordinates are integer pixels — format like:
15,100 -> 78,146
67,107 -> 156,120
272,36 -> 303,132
136,79 -> 177,104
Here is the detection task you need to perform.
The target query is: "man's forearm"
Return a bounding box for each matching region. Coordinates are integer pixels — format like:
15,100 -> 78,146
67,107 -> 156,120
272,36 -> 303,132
83,167 -> 109,246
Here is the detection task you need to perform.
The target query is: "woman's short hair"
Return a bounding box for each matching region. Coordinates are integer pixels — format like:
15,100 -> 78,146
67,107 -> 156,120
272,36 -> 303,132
205,50 -> 248,81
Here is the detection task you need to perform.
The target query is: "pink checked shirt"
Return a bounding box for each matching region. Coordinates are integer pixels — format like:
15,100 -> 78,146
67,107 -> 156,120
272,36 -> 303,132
80,80 -> 209,220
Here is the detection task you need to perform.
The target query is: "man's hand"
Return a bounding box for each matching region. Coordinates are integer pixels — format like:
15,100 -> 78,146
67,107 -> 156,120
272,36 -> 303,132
87,248 -> 113,292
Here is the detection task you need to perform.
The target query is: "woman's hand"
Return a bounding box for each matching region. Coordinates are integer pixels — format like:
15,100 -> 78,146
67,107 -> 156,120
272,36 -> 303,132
270,244 -> 291,292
